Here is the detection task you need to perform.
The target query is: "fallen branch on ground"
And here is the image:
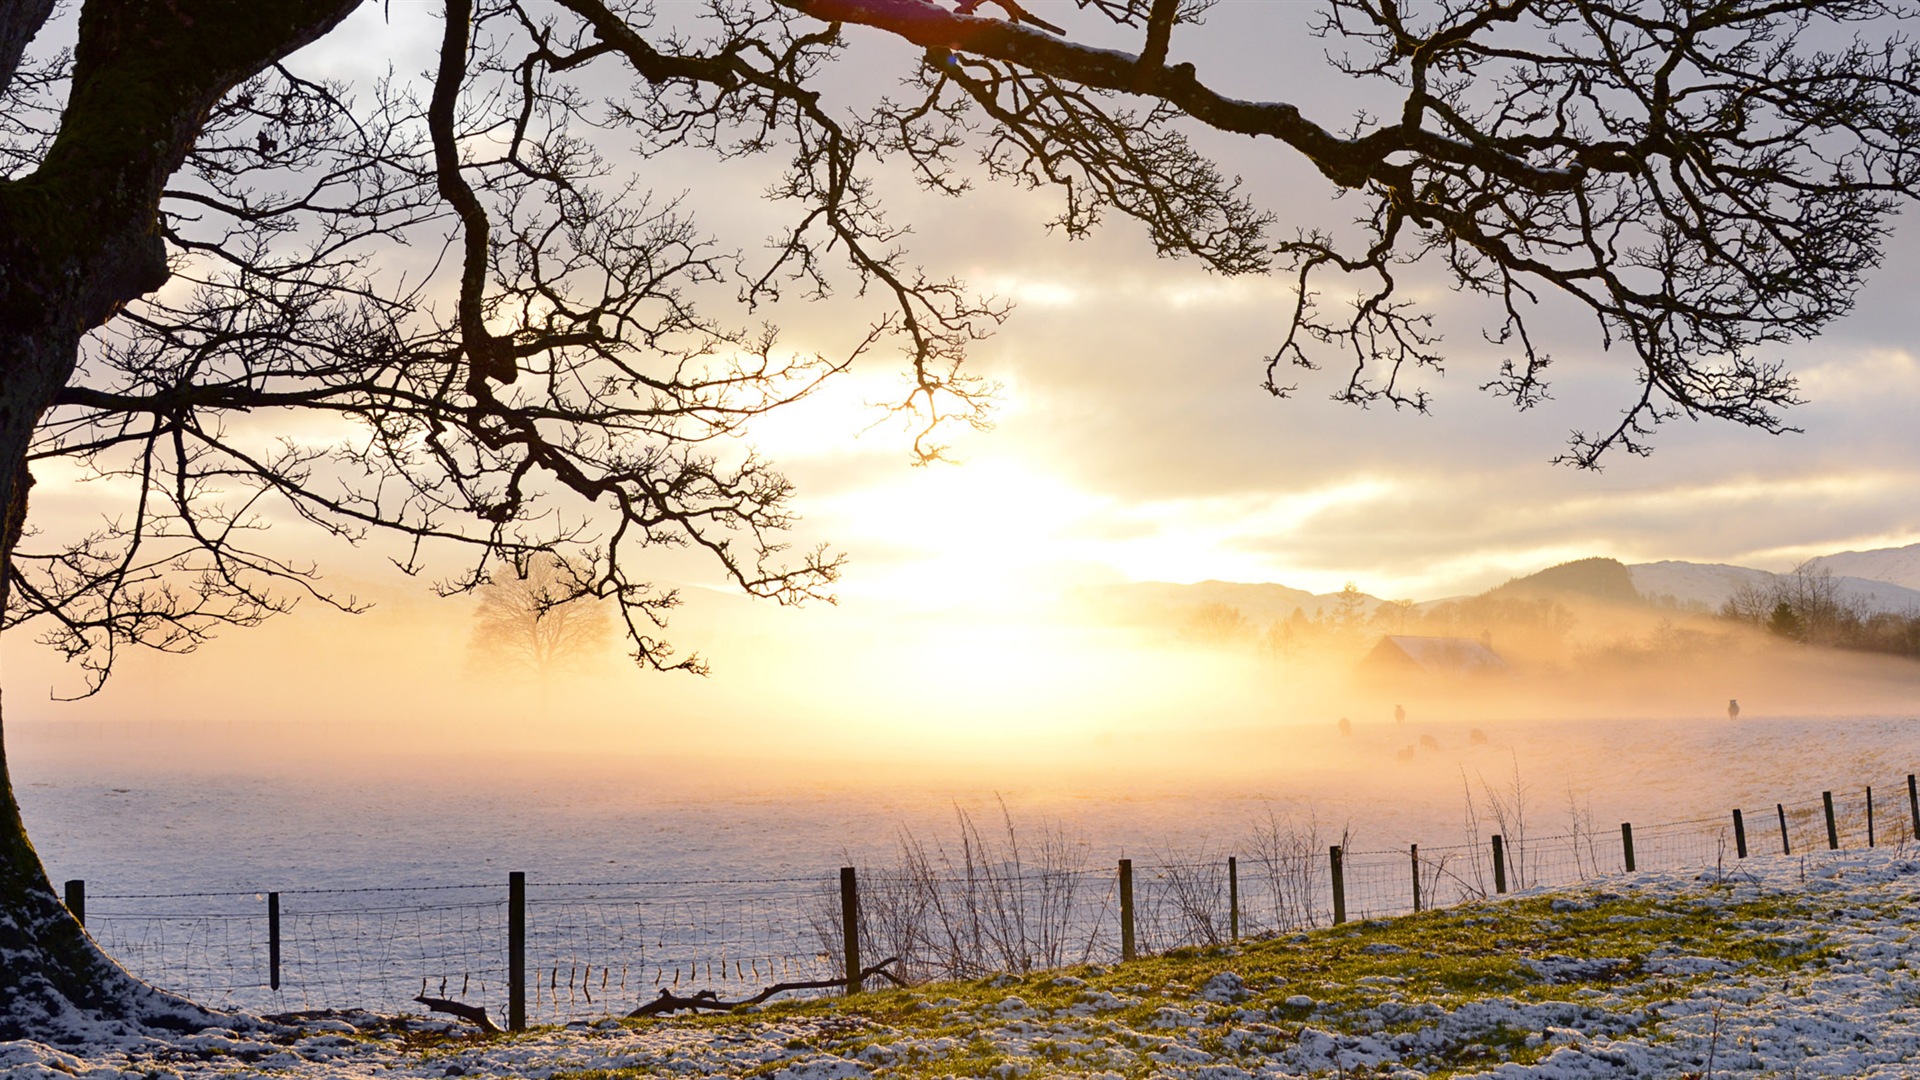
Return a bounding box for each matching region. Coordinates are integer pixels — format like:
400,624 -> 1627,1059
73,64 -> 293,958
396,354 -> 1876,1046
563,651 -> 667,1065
628,957 -> 905,1017
413,995 -> 504,1034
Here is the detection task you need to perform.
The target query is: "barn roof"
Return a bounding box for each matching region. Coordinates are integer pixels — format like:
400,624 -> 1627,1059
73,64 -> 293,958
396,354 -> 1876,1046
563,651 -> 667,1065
1361,634 -> 1508,676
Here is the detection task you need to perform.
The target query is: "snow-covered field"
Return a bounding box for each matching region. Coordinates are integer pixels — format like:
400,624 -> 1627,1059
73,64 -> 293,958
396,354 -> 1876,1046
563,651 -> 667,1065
7,849 -> 1919,1078
20,713 -> 1920,891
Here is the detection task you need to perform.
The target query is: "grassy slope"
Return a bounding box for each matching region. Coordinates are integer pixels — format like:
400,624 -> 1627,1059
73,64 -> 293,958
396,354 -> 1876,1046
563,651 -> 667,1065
543,876 -> 1860,1080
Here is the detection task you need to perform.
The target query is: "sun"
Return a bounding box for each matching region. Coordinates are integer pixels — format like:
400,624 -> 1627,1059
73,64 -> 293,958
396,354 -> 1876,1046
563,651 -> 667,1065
815,458 -> 1114,613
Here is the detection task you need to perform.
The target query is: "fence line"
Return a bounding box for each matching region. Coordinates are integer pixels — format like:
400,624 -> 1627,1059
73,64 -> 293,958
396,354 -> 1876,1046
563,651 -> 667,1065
67,771 -> 1919,1028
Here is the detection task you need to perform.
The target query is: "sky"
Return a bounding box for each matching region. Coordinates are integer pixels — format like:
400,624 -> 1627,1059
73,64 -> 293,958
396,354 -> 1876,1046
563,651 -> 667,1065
10,0 -> 1920,751
656,0 -> 1920,606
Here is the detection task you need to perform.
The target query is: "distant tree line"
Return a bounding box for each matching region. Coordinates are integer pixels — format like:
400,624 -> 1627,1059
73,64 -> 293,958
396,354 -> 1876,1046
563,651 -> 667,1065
1182,559 -> 1920,671
1715,563 -> 1920,659
1178,585 -> 1575,663
1176,583 -> 1379,659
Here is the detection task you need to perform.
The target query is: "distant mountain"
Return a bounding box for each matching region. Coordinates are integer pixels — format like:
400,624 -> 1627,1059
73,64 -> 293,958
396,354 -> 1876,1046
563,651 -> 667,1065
1073,579 -> 1381,624
1080,543 -> 1920,630
1628,561 -> 1776,609
1629,559 -> 1920,614
1805,543 -> 1920,592
1487,557 -> 1642,605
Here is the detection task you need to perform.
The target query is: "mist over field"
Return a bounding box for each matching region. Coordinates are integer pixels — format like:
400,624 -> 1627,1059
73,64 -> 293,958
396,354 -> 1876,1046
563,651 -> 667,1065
11,550 -> 1920,793
14,549 -> 1919,1040
15,552 -> 1920,905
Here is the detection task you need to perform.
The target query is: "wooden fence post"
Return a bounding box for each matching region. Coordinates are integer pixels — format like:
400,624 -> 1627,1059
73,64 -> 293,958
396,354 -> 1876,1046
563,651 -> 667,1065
1867,787 -> 1876,848
509,871 -> 526,1032
62,880 -> 84,927
840,867 -> 861,995
268,892 -> 280,991
1910,774 -> 1919,844
1409,844 -> 1421,913
1620,823 -> 1636,873
1329,846 -> 1346,924
1732,809 -> 1747,859
1491,835 -> 1507,894
1777,803 -> 1791,856
1822,791 -> 1839,850
1227,856 -> 1239,943
1118,859 -> 1136,962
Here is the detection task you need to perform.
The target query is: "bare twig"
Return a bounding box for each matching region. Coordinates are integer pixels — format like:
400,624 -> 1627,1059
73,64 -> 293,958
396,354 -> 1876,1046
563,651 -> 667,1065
412,995 -> 503,1035
627,957 -> 903,1017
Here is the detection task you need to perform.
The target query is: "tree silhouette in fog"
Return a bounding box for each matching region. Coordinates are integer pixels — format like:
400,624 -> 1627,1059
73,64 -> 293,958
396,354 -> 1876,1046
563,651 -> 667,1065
1180,601 -> 1251,645
470,555 -> 614,688
3,0 -> 1920,1038
1768,601 -> 1806,642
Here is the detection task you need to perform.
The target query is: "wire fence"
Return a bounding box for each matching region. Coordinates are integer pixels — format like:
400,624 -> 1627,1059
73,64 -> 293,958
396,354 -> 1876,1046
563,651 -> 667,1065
73,774 -> 1920,1026
83,878 -> 834,1025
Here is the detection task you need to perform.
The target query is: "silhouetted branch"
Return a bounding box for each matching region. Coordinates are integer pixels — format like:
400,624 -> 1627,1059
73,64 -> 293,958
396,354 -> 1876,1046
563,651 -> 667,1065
6,0 -> 1919,699
626,956 -> 904,1017
781,0 -> 1920,463
412,995 -> 504,1035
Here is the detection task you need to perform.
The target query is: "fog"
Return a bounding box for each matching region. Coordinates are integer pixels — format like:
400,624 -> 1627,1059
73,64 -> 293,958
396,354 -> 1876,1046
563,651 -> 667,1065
15,563 -> 1920,915
9,568 -> 1919,807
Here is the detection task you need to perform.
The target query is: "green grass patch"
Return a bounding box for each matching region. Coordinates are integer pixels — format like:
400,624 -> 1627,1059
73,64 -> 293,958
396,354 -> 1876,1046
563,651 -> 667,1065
547,880 -> 1840,1080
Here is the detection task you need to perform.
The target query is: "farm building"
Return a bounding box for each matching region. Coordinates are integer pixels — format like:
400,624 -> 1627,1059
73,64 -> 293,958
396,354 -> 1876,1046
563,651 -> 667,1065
1357,634 -> 1508,680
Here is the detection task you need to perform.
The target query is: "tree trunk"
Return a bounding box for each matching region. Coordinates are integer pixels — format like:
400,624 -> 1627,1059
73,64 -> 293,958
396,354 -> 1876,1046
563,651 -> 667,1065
0,701 -> 232,1040
0,378 -> 225,1038
0,0 -> 364,1039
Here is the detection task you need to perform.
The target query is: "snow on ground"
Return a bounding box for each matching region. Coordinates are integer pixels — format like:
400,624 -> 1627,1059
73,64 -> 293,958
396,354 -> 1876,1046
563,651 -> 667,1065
10,848 -> 1919,1079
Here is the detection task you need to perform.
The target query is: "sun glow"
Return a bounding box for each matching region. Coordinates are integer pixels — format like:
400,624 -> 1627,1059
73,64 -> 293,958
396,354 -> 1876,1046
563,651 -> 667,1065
815,458 -> 1115,612
735,603 -> 1282,766
812,460 -> 1412,611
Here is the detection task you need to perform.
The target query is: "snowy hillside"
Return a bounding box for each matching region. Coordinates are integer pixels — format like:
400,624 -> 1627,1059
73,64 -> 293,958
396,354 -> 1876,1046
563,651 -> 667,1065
1628,560 -> 1773,609
1807,542 -> 1920,592
1629,560 -> 1920,614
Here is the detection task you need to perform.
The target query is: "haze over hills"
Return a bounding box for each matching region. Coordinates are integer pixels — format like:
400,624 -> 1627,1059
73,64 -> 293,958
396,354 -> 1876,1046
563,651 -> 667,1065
1077,579 -> 1370,625
1064,543 -> 1920,726
1091,542 -> 1920,621
1063,543 -> 1920,723
1627,561 -> 1920,614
